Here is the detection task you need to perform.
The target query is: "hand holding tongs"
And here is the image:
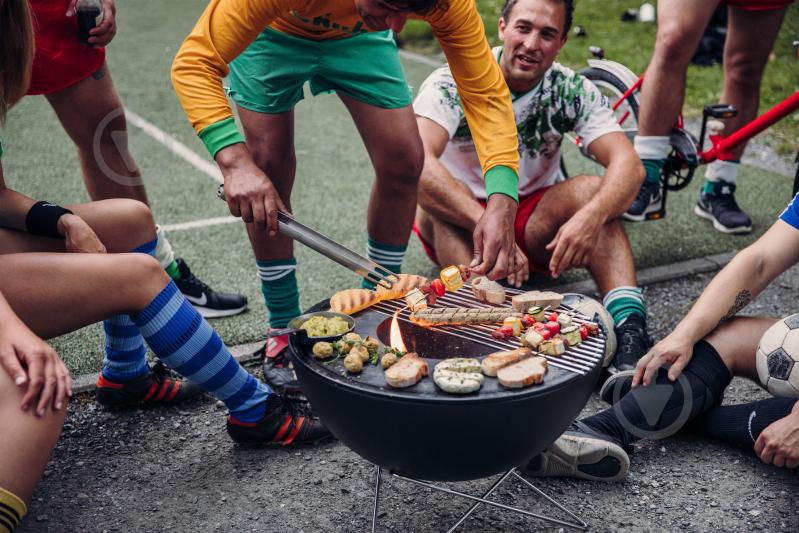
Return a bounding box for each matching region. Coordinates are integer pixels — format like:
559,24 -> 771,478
217,184 -> 394,289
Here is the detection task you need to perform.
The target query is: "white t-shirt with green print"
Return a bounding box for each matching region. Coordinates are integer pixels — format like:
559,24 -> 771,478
413,47 -> 621,199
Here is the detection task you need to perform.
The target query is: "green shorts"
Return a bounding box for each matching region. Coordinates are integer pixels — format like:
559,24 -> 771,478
227,28 -> 412,114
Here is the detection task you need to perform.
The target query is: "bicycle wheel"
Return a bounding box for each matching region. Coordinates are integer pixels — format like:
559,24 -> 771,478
580,67 -> 639,140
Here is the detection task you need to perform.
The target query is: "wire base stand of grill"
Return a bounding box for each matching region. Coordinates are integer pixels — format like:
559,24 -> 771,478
370,465 -> 588,532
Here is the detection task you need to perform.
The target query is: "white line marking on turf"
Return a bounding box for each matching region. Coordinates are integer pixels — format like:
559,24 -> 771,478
124,108 -> 223,183
399,49 -> 442,68
161,216 -> 239,232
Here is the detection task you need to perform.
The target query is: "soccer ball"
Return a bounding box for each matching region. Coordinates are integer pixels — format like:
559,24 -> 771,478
562,293 -> 616,367
755,314 -> 799,398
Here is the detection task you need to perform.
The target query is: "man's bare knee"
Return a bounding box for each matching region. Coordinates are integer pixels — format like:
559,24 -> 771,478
653,25 -> 699,67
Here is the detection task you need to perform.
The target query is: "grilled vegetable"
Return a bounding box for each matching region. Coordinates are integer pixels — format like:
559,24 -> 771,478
579,325 -> 589,341
430,279 -> 446,297
527,306 -> 547,322
502,317 -> 523,336
557,314 -> 573,328
539,338 -> 566,356
405,288 -> 428,312
492,325 -> 515,340
520,329 -> 545,349
545,321 -> 560,336
440,265 -> 465,292
410,307 -> 522,327
562,326 -> 582,347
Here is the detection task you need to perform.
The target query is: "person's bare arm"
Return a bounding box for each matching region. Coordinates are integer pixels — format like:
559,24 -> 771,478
416,117 -> 484,232
634,219 -> 799,385
0,162 -> 105,253
546,132 -> 643,277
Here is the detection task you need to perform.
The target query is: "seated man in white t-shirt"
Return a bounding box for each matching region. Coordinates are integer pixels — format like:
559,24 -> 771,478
413,0 -> 650,372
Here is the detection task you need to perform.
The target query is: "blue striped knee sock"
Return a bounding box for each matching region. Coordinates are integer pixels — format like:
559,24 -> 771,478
603,286 -> 647,325
362,237 -> 406,289
131,281 -> 271,422
102,238 -> 157,383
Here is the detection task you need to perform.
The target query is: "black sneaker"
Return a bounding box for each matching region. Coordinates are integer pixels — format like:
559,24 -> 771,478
96,361 -> 205,407
694,181 -> 752,234
226,393 -> 331,445
258,330 -> 306,399
608,313 -> 652,374
174,258 -> 248,318
521,421 -> 629,482
623,180 -> 662,222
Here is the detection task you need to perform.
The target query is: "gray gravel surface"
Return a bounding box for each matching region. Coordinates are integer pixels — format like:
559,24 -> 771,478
19,267 -> 799,532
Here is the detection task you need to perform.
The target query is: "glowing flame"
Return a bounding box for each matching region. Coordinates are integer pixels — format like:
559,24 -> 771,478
389,309 -> 407,352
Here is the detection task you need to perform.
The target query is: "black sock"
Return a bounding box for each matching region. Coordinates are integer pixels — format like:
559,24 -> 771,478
688,397 -> 798,450
582,340 -> 732,447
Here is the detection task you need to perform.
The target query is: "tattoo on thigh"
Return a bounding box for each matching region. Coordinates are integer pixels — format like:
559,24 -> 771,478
91,64 -> 107,80
719,289 -> 752,324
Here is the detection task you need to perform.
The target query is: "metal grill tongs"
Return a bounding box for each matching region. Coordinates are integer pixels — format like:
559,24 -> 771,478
217,184 -> 394,289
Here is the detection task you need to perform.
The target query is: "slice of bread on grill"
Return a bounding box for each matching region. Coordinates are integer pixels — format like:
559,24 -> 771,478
376,274 -> 429,301
470,277 -> 506,305
497,356 -> 548,388
481,348 -> 533,377
384,352 -> 428,388
511,291 -> 564,313
329,289 -> 381,315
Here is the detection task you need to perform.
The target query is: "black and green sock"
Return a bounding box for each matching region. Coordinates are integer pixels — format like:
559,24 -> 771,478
256,258 -> 301,329
602,286 -> 646,325
362,237 -> 406,289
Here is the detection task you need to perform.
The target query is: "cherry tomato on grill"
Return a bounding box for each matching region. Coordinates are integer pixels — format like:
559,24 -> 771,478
545,321 -> 560,335
579,325 -> 589,341
521,315 -> 536,328
492,325 -> 515,340
548,312 -> 559,322
430,278 -> 446,297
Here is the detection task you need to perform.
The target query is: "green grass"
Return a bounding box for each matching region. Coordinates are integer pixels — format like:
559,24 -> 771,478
0,0 -> 794,375
402,0 -> 799,153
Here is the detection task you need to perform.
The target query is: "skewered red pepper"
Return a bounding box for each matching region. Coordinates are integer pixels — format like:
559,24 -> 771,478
492,325 -> 515,340
430,278 -> 446,297
545,321 -> 560,335
521,315 -> 536,328
548,312 -> 559,322
579,325 -> 589,341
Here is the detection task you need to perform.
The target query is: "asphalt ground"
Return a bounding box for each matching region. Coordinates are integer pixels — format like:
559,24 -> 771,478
17,265 -> 799,533
1,0 -> 795,375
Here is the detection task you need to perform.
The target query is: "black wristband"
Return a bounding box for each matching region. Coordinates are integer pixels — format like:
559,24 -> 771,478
25,201 -> 73,238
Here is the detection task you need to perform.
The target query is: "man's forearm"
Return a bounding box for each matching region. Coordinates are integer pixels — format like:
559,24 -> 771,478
418,156 -> 484,232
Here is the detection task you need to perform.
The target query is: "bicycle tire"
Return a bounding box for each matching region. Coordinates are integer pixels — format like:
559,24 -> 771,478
579,66 -> 639,136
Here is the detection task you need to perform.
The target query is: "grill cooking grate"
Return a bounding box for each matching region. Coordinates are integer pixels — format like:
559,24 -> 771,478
371,286 -> 605,376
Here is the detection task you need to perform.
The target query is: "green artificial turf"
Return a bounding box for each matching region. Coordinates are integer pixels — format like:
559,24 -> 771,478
0,0 -> 794,375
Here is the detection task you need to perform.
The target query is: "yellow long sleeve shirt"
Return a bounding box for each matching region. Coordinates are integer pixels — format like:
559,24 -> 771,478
172,0 -> 520,199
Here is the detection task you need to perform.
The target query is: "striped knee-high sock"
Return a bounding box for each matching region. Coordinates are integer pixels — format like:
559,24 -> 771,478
131,281 -> 271,422
0,486 -> 26,533
101,239 -> 157,383
362,237 -> 406,289
603,286 -> 647,325
257,258 -> 301,329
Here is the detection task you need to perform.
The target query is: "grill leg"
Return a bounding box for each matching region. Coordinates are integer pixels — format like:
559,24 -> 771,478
392,468 -> 588,531
445,469 -> 515,532
371,465 -> 383,533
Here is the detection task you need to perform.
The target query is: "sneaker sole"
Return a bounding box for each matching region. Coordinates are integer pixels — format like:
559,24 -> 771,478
527,434 -> 629,482
623,200 -> 663,222
192,303 -> 248,318
599,369 -> 636,405
693,205 -> 752,235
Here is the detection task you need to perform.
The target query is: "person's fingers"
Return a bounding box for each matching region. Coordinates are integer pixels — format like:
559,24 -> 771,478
54,359 -> 70,410
265,195 -> 280,236
239,200 -> 254,224
668,355 -> 690,381
470,228 -> 485,272
0,346 -> 27,386
274,194 -> 290,216
485,243 -> 508,281
251,199 -> 267,230
632,354 -> 651,387
37,357 -> 57,417
754,434 -> 766,457
551,240 -> 576,278
786,456 -> 799,469
20,351 -> 44,412
760,444 -> 775,465
773,453 -> 786,469
642,355 -> 664,386
227,198 -> 241,218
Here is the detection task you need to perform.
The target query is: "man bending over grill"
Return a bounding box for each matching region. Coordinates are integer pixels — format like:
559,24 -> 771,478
171,0 -> 525,397
413,0 -> 651,372
525,196 -> 799,481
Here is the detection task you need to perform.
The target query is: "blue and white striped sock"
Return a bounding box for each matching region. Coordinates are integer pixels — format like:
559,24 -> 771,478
131,281 -> 271,422
102,238 -> 157,383
362,237 -> 406,289
603,286 -> 647,325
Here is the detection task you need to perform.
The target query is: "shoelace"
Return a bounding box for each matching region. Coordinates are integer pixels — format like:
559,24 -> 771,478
617,321 -> 649,355
638,180 -> 659,200
711,191 -> 742,213
179,264 -> 213,293
151,361 -> 181,383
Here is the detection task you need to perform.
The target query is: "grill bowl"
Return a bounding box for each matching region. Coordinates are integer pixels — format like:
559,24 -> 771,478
291,299 -> 604,482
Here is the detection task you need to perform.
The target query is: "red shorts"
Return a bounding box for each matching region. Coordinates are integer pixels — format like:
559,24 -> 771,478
724,0 -> 793,10
413,186 -> 552,270
27,0 -> 105,95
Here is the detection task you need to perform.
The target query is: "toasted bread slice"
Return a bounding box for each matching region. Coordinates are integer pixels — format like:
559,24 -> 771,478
497,356 -> 548,388
471,276 -> 507,305
384,352 -> 428,388
511,291 -> 564,313
481,348 -> 533,377
376,274 -> 429,301
329,288 -> 380,315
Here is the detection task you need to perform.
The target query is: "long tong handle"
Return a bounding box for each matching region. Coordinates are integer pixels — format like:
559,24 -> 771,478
217,184 -> 394,289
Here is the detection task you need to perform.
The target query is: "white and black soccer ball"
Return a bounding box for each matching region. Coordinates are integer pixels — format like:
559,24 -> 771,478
562,293 -> 616,367
756,314 -> 799,398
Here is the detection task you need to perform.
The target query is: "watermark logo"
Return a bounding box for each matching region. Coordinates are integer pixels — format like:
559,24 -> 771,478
609,364 -> 693,440
92,107 -> 144,187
